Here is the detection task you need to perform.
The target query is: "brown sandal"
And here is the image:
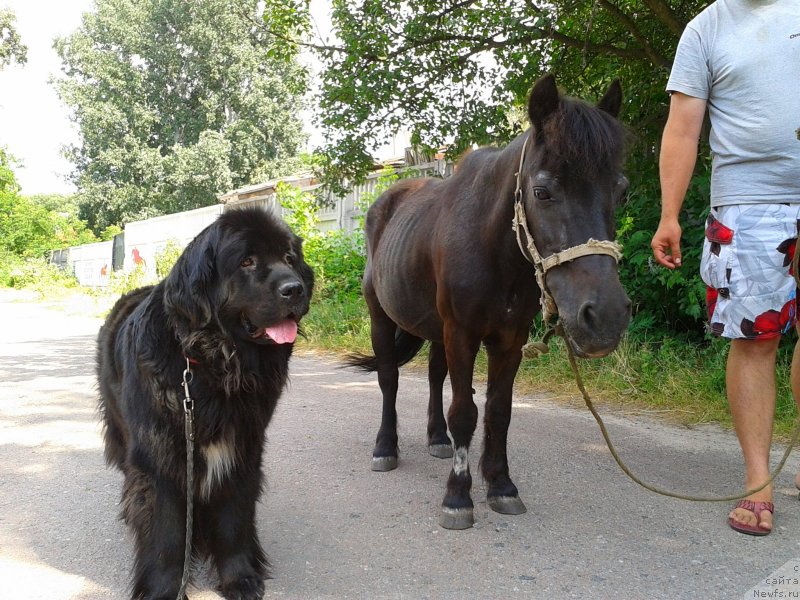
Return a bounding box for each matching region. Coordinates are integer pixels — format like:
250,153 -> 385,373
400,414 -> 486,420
728,499 -> 774,536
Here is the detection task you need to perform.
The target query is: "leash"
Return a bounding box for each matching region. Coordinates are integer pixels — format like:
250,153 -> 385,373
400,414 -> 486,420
541,323 -> 800,502
177,357 -> 196,600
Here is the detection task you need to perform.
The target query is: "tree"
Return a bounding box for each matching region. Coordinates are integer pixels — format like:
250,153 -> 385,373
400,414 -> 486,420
269,0 -> 706,183
54,0 -> 309,232
0,150 -> 96,258
269,0 -> 713,336
0,7 -> 27,70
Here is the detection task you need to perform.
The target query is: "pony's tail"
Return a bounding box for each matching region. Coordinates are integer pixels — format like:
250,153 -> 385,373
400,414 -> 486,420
343,329 -> 425,372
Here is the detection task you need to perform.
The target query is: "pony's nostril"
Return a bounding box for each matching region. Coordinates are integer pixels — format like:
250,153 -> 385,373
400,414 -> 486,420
579,301 -> 598,329
279,281 -> 304,299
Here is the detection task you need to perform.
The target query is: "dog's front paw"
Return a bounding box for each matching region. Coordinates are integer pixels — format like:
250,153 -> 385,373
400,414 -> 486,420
218,576 -> 266,600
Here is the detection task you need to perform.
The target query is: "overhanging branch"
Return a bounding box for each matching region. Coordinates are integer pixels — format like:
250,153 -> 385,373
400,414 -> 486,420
597,0 -> 671,68
642,0 -> 686,36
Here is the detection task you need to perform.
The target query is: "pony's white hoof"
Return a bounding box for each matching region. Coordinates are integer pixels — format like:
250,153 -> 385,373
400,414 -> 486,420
439,507 -> 474,530
371,455 -> 398,471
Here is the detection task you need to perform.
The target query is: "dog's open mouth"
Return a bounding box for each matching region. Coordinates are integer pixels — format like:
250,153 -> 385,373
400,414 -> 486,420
242,314 -> 299,344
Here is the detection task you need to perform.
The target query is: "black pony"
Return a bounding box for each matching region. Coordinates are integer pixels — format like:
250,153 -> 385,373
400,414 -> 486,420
347,75 -> 631,529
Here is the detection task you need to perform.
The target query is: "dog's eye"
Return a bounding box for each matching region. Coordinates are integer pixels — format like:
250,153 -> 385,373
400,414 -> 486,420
284,253 -> 294,266
240,257 -> 255,268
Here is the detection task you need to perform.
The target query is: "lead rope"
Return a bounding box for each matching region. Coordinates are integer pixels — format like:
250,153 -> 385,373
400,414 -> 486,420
512,134 -> 799,501
177,358 -> 195,600
555,323 -> 800,502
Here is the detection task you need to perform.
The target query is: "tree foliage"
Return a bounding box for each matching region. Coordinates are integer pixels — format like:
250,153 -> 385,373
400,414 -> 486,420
267,0 -> 713,338
54,0 -> 309,232
278,0 -> 708,183
0,7 -> 27,70
0,149 -> 96,259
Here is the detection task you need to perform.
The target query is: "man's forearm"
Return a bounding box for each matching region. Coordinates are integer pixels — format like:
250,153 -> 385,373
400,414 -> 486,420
658,92 -> 706,222
659,129 -> 699,222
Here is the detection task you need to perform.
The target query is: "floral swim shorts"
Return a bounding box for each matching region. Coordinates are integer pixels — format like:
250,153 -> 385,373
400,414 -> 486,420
700,204 -> 799,340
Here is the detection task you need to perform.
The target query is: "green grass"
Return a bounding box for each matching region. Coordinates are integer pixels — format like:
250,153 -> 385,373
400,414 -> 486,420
297,296 -> 373,355
515,334 -> 731,424
295,295 -> 799,440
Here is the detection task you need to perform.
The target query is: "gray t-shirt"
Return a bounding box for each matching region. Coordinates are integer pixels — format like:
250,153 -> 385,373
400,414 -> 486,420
666,0 -> 800,206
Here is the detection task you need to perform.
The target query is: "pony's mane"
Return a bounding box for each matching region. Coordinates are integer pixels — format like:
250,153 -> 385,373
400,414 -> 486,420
540,96 -> 627,175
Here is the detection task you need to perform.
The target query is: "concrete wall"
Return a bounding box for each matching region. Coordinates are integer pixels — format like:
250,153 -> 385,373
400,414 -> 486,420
122,204 -> 224,280
63,241 -> 113,287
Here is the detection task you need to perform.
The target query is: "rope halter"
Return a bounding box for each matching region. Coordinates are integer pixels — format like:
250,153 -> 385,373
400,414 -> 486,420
511,136 -> 624,325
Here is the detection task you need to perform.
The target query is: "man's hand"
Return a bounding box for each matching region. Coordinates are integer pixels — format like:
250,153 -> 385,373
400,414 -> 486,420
651,218 -> 683,269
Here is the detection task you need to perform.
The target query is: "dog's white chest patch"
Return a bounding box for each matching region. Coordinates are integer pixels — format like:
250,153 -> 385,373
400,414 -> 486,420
201,437 -> 237,499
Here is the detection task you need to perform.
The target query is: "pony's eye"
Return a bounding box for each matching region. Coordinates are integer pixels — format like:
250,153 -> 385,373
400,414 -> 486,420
240,257 -> 255,268
533,187 -> 551,200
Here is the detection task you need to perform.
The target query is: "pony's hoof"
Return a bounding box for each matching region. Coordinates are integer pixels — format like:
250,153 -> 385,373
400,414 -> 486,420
371,455 -> 398,471
488,495 -> 527,515
439,507 -> 474,530
428,443 -> 453,459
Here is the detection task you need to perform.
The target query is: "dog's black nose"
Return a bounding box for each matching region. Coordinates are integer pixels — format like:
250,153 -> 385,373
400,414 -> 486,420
278,281 -> 304,301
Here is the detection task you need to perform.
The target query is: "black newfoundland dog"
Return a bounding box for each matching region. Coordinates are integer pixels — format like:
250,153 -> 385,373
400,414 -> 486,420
97,207 -> 313,600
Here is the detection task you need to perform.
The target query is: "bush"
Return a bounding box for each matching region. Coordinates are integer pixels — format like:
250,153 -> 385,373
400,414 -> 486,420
0,250 -> 79,292
306,229 -> 366,301
618,157 -> 710,342
279,182 -> 367,303
277,170 -> 405,303
155,240 -> 183,279
107,264 -> 149,297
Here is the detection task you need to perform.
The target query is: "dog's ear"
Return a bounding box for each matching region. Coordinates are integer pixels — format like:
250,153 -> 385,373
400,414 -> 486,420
163,224 -> 219,330
292,233 -> 315,297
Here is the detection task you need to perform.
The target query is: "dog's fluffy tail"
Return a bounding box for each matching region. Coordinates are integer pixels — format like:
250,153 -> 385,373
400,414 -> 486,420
343,329 -> 425,372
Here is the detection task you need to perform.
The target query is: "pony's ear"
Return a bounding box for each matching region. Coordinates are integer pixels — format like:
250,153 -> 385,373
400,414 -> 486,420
527,73 -> 561,135
163,225 -> 219,330
597,79 -> 623,118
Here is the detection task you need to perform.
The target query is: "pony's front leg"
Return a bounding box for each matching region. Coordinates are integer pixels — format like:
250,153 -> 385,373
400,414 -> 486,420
482,342 -> 527,515
439,327 -> 480,529
427,342 -> 453,458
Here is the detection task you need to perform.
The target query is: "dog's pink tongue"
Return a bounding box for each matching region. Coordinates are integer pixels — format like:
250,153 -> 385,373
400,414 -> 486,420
265,319 -> 298,344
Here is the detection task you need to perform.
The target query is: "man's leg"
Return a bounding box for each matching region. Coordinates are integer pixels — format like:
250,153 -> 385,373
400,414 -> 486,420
727,336 -> 779,531
792,331 -> 800,492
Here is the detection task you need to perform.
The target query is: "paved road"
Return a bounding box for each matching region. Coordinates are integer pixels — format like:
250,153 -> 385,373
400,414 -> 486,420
1,290 -> 799,600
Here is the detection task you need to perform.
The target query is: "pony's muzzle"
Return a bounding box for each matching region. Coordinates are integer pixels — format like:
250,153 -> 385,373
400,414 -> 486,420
569,293 -> 631,357
548,260 -> 631,358
577,296 -> 631,332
